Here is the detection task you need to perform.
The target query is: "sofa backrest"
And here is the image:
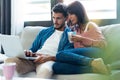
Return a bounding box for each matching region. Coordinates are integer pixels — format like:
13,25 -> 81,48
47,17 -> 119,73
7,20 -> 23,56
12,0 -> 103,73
20,26 -> 47,50
20,24 -> 120,63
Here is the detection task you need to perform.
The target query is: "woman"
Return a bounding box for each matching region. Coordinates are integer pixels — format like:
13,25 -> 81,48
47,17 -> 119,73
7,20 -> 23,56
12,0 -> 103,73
53,1 -> 109,74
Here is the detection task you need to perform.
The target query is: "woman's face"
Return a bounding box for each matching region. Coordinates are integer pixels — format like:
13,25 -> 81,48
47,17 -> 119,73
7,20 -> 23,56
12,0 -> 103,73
68,13 -> 78,25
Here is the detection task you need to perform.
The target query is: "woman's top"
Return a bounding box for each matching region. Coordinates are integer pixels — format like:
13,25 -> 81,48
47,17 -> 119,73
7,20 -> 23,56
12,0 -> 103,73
74,22 -> 107,48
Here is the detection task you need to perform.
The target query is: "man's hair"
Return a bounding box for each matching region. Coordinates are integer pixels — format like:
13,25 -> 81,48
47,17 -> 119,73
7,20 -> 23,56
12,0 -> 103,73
52,3 -> 67,17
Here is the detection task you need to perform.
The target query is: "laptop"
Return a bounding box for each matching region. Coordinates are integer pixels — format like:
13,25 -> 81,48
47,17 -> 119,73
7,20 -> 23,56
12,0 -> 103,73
0,35 -> 36,60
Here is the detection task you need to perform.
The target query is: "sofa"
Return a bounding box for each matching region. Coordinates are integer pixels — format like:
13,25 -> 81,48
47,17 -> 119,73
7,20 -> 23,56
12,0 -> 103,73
1,23 -> 120,80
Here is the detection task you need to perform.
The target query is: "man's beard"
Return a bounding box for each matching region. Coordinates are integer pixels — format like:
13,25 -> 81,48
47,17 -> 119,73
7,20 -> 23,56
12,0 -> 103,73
54,23 -> 65,30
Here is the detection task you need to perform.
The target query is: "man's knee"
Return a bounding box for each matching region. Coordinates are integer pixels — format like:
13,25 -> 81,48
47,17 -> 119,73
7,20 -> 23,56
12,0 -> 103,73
36,61 -> 54,78
5,57 -> 19,63
36,67 -> 53,78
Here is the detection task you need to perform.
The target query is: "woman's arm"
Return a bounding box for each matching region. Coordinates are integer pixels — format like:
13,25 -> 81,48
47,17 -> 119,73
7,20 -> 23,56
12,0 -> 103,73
72,22 -> 107,48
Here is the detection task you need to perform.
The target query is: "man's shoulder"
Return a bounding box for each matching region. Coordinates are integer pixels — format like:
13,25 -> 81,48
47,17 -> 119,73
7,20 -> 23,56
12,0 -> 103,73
39,26 -> 53,32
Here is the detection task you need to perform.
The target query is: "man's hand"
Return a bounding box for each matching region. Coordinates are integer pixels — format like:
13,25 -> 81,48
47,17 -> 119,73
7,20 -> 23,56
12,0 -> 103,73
34,54 -> 56,63
24,50 -> 36,57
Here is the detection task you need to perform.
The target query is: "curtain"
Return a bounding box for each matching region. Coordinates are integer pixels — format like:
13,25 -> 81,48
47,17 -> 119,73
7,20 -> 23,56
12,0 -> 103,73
0,0 -> 11,35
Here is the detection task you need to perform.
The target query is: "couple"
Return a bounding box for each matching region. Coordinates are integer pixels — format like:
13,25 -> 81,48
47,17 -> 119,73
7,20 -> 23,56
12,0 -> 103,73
5,1 -> 109,79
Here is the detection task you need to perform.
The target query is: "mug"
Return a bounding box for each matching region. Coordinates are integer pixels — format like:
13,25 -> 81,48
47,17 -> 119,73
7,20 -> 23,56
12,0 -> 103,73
68,31 -> 76,43
2,63 -> 16,80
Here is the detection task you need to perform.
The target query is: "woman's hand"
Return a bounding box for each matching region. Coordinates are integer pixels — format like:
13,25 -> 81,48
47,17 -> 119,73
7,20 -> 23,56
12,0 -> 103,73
71,35 -> 83,42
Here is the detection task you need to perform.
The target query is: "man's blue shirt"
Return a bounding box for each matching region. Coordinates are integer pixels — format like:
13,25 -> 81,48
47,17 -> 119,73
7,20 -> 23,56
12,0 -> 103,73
29,26 -> 74,53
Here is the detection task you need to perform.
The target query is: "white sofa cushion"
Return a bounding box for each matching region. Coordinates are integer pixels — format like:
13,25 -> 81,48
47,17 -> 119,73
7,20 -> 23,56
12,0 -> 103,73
21,24 -> 120,63
20,26 -> 47,50
53,73 -> 109,80
0,24 -> 120,80
100,24 -> 120,63
11,24 -> 120,80
19,25 -> 114,80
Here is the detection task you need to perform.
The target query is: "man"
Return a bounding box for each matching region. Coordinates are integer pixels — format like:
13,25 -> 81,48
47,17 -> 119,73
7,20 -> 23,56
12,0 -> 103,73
5,3 -> 73,78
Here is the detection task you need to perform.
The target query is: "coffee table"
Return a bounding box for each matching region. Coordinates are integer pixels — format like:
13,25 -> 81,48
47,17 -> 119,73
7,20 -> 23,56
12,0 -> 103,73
0,76 -> 55,80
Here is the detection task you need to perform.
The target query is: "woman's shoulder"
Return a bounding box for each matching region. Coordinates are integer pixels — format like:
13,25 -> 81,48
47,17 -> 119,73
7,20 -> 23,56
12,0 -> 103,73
87,21 -> 98,27
87,21 -> 99,30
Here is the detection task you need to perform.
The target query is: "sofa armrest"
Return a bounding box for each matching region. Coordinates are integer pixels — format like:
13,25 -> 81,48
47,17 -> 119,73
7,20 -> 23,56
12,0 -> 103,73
100,24 -> 120,63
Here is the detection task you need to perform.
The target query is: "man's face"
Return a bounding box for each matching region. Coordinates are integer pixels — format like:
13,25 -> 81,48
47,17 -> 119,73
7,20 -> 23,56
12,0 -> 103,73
52,12 -> 66,31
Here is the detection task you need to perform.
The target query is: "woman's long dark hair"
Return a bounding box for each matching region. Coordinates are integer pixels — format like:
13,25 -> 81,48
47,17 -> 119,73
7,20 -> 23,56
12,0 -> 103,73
67,1 -> 89,26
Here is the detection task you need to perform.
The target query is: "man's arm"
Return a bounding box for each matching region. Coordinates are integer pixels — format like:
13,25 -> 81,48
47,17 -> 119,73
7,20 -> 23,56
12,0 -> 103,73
34,54 -> 56,63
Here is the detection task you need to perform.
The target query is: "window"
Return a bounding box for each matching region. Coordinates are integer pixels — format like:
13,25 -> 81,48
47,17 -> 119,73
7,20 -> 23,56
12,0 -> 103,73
24,0 -> 51,21
64,0 -> 117,19
11,0 -> 52,35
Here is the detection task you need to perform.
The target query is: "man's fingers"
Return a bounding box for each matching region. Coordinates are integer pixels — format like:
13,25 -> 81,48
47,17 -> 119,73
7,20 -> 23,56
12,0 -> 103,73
34,56 -> 45,63
34,56 -> 41,62
24,50 -> 33,57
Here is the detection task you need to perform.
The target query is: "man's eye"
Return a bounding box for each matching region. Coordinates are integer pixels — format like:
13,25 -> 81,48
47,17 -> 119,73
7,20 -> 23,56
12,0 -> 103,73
57,18 -> 62,20
57,18 -> 61,19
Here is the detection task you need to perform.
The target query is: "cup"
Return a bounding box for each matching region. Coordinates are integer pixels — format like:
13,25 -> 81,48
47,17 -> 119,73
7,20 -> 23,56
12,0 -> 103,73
2,63 -> 16,80
68,31 -> 76,43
